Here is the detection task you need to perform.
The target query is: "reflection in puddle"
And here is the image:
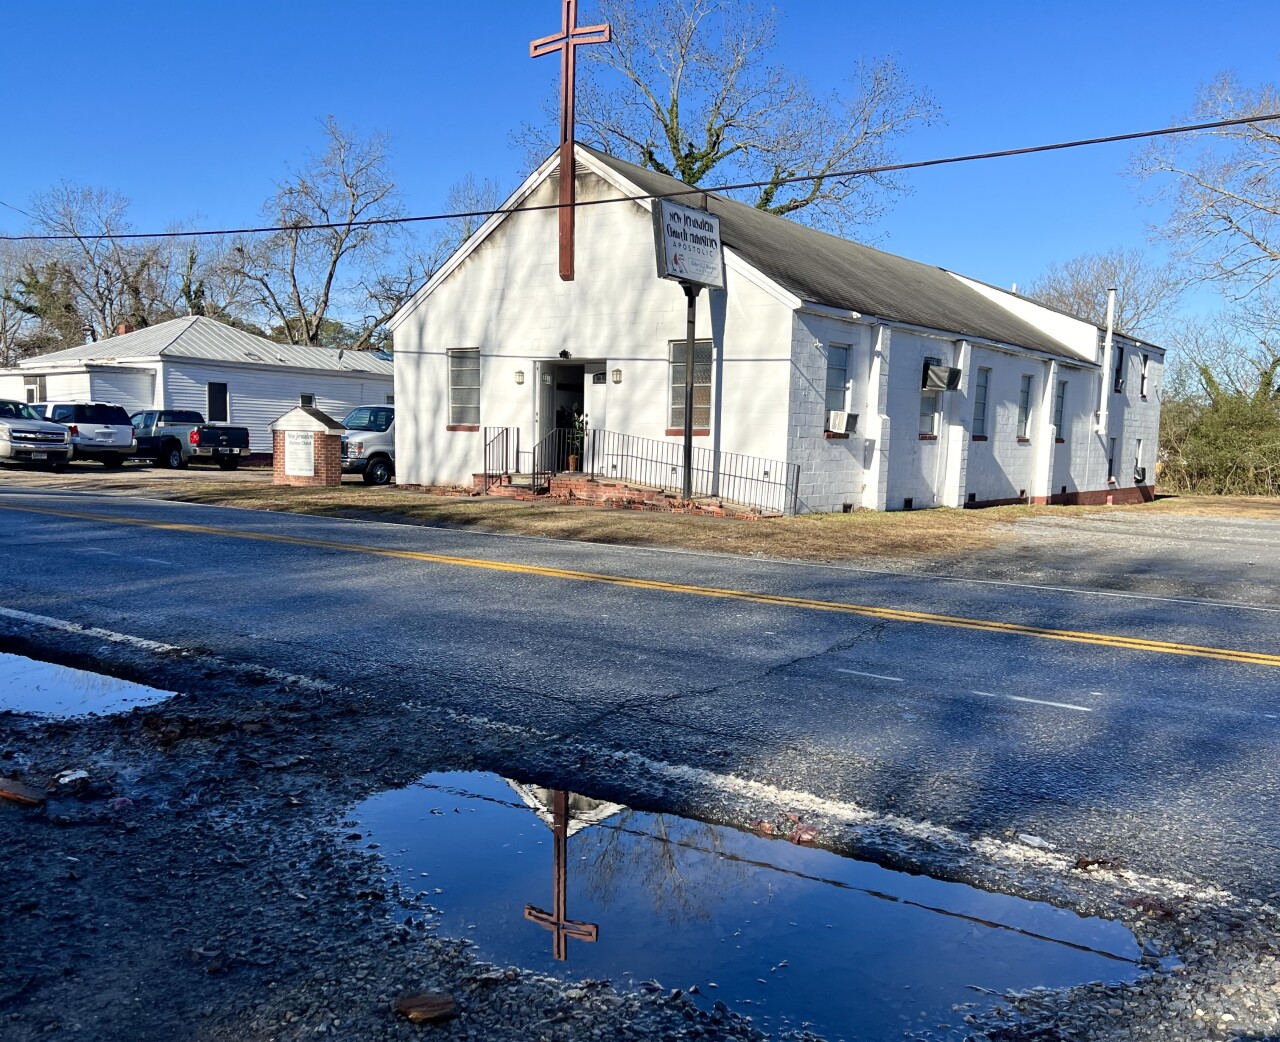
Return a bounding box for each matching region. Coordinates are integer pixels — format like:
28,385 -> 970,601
0,652 -> 176,717
353,772 -> 1142,1041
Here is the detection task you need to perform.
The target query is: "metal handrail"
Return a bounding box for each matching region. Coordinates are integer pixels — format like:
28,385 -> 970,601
529,427 -> 559,493
513,427 -> 799,514
587,429 -> 799,514
481,427 -> 516,493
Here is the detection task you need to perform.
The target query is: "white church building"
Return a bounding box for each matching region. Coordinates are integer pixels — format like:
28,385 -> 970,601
390,144 -> 1163,514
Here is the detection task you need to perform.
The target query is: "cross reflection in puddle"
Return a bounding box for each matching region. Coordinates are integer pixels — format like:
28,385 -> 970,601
352,772 -> 1142,1042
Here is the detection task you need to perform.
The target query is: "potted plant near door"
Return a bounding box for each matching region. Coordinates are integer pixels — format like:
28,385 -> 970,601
567,412 -> 588,471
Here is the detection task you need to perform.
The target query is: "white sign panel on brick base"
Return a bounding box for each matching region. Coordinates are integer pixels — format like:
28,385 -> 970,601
284,430 -> 315,477
653,200 -> 725,289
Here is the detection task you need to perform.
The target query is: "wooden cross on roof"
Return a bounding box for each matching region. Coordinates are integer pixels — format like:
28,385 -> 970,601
523,788 -> 599,960
531,0 -> 611,282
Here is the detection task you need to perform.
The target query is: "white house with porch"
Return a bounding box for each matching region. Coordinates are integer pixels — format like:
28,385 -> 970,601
389,144 -> 1163,514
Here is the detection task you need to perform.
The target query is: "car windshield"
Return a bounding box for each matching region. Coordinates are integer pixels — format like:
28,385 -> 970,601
0,400 -> 40,421
342,407 -> 393,432
74,404 -> 132,425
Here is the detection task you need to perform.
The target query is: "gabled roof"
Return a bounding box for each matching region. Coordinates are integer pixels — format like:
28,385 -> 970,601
581,146 -> 1092,360
268,405 -> 346,434
18,316 -> 394,375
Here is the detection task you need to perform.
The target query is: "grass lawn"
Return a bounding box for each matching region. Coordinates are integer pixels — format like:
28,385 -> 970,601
10,466 -> 1276,563
66,476 -> 1275,563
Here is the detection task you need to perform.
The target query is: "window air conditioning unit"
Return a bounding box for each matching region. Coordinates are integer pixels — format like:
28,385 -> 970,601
827,410 -> 849,434
922,363 -> 963,391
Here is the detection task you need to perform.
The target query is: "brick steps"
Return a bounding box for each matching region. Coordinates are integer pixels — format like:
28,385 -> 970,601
469,473 -> 775,519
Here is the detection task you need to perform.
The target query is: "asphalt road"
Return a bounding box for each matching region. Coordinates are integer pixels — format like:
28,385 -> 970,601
2,486 -> 1278,902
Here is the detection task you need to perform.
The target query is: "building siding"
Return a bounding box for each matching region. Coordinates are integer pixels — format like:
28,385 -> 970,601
162,361 -> 391,452
393,166 -> 794,496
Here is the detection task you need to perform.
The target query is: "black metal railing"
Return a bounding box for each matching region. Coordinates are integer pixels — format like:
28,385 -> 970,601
481,427 -> 518,493
500,427 -> 799,514
530,426 -> 590,491
588,429 -> 799,514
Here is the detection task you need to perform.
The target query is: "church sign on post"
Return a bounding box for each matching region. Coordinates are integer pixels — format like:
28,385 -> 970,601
653,199 -> 725,289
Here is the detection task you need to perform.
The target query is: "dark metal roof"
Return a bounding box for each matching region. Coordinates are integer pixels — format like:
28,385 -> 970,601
583,145 -> 1086,360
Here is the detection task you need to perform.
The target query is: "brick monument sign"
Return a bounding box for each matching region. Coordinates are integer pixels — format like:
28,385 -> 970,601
269,406 -> 346,487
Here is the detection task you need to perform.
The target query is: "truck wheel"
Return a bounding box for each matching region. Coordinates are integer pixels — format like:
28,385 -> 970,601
216,457 -> 241,471
160,443 -> 186,469
363,457 -> 392,485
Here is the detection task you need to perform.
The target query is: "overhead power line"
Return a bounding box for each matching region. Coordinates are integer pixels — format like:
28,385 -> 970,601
2,112 -> 1276,244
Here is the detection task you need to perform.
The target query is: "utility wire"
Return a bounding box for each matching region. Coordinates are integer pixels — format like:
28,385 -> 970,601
2,112 -> 1276,244
0,199 -> 35,221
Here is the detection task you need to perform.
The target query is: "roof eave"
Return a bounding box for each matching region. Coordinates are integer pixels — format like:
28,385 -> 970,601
387,152 -> 562,333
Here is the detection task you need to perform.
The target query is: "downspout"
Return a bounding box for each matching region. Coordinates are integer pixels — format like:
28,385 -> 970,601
1096,288 -> 1116,434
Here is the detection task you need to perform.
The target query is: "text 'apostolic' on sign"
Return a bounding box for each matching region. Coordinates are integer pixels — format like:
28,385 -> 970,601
653,200 -> 725,289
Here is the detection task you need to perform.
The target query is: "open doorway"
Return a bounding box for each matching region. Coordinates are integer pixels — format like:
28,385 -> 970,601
551,364 -> 585,433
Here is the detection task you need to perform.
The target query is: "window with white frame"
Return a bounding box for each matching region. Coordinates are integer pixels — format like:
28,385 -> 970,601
1113,347 -> 1126,393
448,348 -> 481,426
1140,353 -> 1150,397
825,344 -> 850,417
1108,438 -> 1117,479
1052,379 -> 1067,436
23,375 -> 46,404
1016,374 -> 1033,439
919,356 -> 941,436
972,367 -> 991,437
669,339 -> 713,430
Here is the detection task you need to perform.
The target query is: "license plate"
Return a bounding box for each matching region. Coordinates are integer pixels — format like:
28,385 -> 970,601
31,452 -> 47,460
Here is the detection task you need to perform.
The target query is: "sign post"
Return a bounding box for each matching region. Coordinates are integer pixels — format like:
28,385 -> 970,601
652,199 -> 725,501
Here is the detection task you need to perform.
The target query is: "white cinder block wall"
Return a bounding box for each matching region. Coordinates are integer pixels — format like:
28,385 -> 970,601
786,314 -> 869,513
962,345 -> 1040,504
391,154 -> 1166,512
883,331 -> 958,510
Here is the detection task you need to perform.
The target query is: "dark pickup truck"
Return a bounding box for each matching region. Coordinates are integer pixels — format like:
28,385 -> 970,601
130,409 -> 252,469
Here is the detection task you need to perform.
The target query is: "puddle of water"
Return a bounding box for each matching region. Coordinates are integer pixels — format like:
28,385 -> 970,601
353,772 -> 1142,1041
0,652 -> 176,717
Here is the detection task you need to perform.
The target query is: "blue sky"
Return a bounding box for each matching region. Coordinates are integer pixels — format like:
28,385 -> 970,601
1,0 -> 1275,306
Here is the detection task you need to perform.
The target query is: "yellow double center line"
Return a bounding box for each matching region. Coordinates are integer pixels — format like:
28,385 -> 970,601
12,502 -> 1280,669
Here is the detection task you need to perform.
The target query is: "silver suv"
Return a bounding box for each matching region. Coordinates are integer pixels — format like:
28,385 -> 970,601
0,399 -> 71,468
43,402 -> 137,467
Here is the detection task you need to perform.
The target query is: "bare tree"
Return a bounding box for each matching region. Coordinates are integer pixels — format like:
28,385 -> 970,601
226,117 -> 409,348
1023,248 -> 1183,337
0,242 -> 38,365
1166,293 -> 1280,400
354,174 -> 505,350
3,187 -> 250,356
1135,74 -> 1280,296
22,184 -> 179,340
441,173 -> 503,244
520,0 -> 938,233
